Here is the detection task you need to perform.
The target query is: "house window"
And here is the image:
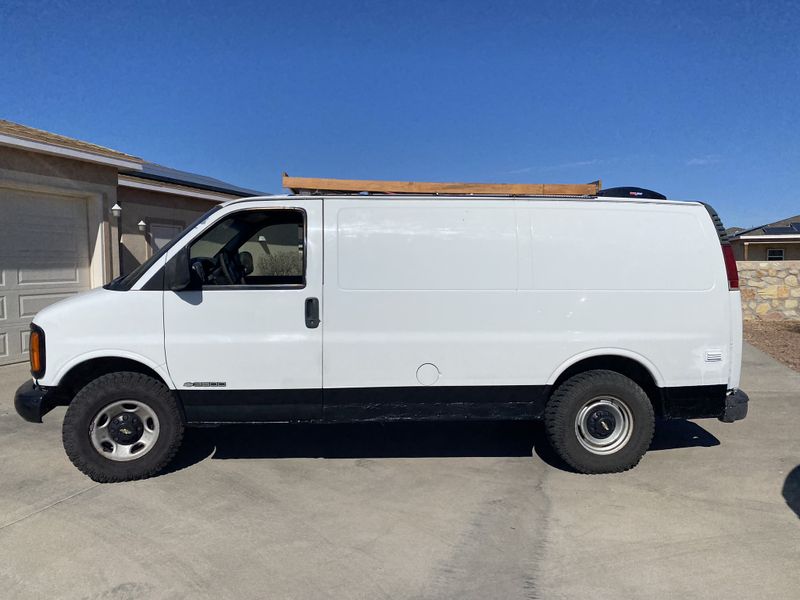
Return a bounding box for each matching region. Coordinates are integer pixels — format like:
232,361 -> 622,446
767,248 -> 784,261
150,223 -> 183,251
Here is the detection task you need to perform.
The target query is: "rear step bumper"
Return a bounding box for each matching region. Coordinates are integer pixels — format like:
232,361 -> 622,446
719,388 -> 749,423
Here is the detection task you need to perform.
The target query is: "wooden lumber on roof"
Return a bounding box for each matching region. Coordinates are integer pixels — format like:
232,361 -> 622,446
282,173 -> 601,196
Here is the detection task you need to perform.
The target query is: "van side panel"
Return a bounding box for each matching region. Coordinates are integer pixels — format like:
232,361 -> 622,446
336,205 -> 518,291
520,201 -> 733,388
323,198 -> 550,417
323,198 -> 526,391
527,205 -> 714,291
322,197 -> 732,420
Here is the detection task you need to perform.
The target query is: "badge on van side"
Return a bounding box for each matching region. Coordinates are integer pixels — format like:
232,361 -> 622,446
183,381 -> 227,388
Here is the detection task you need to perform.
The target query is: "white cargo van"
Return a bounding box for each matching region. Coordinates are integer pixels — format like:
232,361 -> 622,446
15,181 -> 748,481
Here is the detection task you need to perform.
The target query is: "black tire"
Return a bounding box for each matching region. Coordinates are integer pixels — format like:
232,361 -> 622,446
62,372 -> 184,482
544,370 -> 654,474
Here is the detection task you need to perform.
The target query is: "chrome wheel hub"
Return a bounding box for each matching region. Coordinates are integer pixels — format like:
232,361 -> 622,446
574,396 -> 633,455
90,400 -> 160,462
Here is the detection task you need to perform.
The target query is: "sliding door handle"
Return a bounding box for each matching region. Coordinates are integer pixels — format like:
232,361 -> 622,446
305,297 -> 320,329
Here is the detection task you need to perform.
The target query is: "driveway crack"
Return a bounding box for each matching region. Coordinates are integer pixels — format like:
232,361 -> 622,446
0,484 -> 100,530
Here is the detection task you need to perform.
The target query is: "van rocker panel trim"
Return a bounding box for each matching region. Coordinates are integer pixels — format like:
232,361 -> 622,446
180,385 -> 550,423
322,385 -> 550,422
178,384 -> 738,424
179,388 -> 322,423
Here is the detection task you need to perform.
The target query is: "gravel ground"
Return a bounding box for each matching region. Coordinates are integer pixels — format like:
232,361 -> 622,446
743,321 -> 800,372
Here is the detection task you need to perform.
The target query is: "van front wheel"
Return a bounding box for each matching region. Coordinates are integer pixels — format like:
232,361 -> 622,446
544,370 -> 654,474
62,372 -> 184,482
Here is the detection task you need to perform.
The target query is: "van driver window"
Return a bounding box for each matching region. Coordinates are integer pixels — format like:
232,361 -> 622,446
189,209 -> 305,287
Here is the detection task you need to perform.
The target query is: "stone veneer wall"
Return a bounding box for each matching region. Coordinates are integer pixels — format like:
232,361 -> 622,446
737,261 -> 800,320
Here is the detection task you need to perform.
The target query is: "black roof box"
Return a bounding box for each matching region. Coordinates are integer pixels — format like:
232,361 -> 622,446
598,186 -> 666,200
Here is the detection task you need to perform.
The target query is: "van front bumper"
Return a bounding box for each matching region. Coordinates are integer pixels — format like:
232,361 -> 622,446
14,380 -> 61,423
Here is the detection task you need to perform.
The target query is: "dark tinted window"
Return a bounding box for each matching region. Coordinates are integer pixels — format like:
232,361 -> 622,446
189,209 -> 305,287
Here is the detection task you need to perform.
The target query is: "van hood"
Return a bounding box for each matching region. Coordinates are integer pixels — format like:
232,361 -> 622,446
33,287 -> 113,328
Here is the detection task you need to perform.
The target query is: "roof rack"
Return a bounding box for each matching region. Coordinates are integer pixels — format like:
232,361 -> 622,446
282,173 -> 601,197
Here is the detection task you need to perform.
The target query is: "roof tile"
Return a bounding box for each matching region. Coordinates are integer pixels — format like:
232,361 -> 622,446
0,119 -> 141,163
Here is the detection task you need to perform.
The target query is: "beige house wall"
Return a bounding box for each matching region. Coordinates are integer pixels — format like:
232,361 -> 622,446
737,260 -> 800,321
117,186 -> 219,274
0,145 -> 242,281
0,145 -> 117,284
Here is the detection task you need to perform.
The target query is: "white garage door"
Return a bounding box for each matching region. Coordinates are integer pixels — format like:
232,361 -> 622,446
0,187 -> 91,365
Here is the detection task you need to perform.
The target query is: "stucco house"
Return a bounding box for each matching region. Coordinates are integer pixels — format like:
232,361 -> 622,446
0,119 -> 265,365
730,214 -> 800,261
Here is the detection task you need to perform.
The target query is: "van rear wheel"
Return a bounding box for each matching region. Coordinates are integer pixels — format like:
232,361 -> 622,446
62,372 -> 184,482
544,370 -> 654,474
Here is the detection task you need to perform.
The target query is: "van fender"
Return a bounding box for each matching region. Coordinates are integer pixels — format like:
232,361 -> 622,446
50,350 -> 175,389
545,348 -> 665,387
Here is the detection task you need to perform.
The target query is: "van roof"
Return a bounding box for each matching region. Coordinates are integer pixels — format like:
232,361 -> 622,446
221,193 -> 700,208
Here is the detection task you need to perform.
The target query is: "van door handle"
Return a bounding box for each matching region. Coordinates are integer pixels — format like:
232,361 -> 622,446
305,297 -> 320,329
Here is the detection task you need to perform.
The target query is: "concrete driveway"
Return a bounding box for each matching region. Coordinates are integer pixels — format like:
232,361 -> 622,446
1,343 -> 798,600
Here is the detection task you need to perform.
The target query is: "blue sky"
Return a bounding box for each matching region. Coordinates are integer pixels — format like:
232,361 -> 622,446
1,0 -> 798,228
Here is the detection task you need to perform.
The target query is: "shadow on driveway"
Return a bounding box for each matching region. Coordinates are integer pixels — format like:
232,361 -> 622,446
649,419 -> 720,451
783,465 -> 800,519
163,418 -> 720,477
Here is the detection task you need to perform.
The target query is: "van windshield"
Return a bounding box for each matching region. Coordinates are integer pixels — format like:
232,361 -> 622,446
105,204 -> 224,291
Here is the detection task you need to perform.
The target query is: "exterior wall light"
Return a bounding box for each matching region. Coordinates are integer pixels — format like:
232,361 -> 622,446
138,220 -> 147,233
111,203 -> 122,218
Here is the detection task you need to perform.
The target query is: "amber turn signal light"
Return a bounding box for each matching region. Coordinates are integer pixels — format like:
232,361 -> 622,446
29,326 -> 45,378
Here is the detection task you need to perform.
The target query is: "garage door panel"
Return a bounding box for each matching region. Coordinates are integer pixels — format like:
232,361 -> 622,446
19,292 -> 79,318
1,326 -> 28,362
6,227 -> 89,260
4,238 -> 88,263
0,185 -> 91,365
18,263 -> 84,285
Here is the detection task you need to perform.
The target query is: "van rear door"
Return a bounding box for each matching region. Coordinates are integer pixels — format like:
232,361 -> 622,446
163,199 -> 323,422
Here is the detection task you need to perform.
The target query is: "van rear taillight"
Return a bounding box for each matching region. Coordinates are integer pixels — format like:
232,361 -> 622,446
722,244 -> 739,290
701,203 -> 739,290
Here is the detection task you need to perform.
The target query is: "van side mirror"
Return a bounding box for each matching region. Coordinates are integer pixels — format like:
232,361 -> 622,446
166,246 -> 193,291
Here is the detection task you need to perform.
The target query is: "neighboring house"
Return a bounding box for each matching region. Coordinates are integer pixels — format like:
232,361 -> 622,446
0,119 -> 266,365
730,214 -> 800,261
725,226 -> 744,238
